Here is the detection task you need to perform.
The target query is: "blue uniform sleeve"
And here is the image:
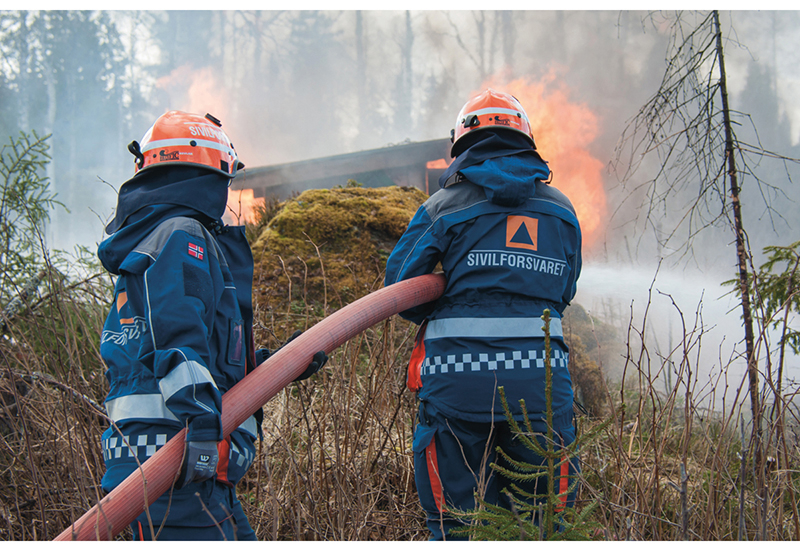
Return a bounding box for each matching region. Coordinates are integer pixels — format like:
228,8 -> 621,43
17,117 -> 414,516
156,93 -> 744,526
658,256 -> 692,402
385,205 -> 446,324
560,221 -> 582,311
566,245 -> 582,307
134,229 -> 223,442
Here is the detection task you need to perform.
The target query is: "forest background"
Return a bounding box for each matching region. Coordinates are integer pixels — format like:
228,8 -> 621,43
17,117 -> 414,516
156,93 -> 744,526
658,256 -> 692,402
1,9 -> 799,540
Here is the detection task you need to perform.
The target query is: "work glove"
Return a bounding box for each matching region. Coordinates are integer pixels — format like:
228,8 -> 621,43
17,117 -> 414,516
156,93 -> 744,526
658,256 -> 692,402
175,440 -> 219,489
255,330 -> 328,382
296,350 -> 328,381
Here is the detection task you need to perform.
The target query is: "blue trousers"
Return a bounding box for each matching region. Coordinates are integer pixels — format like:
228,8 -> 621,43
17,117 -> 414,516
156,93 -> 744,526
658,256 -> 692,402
131,479 -> 256,541
413,401 -> 579,540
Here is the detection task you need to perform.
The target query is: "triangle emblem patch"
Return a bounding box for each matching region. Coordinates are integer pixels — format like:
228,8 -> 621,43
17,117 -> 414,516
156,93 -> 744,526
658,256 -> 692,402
505,215 -> 538,251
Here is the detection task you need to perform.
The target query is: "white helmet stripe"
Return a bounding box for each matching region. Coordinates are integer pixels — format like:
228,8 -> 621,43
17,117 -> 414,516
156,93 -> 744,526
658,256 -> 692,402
141,138 -> 234,156
465,107 -> 530,122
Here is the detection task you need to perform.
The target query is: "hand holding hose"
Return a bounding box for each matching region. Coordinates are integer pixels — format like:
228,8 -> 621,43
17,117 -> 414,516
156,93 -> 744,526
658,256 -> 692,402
175,441 -> 219,489
256,330 -> 328,381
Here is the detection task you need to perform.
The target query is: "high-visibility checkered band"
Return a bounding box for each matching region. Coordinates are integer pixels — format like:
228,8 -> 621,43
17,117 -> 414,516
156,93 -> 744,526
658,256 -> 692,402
230,440 -> 254,468
106,392 -> 257,437
237,415 -> 258,439
421,349 -> 569,376
425,317 -> 563,340
102,416 -> 257,462
103,433 -> 168,461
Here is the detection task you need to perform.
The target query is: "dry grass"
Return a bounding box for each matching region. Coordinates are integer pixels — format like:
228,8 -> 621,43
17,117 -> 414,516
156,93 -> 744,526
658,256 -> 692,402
1,187 -> 798,540
576,294 -> 800,541
240,318 -> 427,540
3,261 -> 799,540
1,266 -> 111,540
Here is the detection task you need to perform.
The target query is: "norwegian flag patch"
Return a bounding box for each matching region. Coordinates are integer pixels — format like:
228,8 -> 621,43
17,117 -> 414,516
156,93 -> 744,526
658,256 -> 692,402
188,243 -> 204,260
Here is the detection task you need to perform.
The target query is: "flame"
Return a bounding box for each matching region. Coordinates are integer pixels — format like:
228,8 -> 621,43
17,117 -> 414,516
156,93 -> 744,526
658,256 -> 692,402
479,68 -> 607,249
156,65 -> 232,124
155,65 -> 261,168
156,66 -> 266,225
225,188 -> 263,226
427,158 -> 450,169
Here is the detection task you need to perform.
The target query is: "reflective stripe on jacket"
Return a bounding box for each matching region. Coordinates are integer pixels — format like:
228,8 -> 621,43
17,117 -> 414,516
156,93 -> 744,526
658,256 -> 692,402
99,215 -> 257,491
385,173 -> 581,425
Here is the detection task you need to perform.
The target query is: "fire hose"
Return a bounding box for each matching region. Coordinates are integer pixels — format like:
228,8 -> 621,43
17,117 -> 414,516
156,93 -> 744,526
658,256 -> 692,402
54,273 -> 445,541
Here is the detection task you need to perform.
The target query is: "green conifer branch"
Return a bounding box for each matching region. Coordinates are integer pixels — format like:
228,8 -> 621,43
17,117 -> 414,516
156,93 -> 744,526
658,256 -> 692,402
451,309 -> 610,540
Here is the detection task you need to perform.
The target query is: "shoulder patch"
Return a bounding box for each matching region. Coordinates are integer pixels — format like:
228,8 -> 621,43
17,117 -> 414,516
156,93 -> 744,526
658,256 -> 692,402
188,242 -> 204,260
133,217 -> 221,264
183,262 -> 212,301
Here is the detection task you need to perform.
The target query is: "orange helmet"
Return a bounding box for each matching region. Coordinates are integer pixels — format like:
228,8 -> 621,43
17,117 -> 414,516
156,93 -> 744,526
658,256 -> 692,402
450,89 -> 534,155
127,111 -> 244,178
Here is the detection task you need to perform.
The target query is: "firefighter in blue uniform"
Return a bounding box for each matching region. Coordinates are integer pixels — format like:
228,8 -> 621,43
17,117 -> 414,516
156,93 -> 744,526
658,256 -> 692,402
385,89 -> 582,540
98,111 -> 324,540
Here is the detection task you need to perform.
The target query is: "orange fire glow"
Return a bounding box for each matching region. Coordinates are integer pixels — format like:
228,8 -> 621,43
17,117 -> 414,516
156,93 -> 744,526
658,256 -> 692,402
157,65 -> 266,226
479,69 -> 607,249
156,65 -> 232,127
225,188 -> 264,226
427,158 -> 451,169
155,64 -> 259,170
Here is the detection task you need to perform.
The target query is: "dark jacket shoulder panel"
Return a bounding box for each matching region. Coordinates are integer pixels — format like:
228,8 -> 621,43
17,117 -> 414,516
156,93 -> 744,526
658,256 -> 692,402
423,181 -> 487,222
532,182 -> 577,217
133,217 -> 224,266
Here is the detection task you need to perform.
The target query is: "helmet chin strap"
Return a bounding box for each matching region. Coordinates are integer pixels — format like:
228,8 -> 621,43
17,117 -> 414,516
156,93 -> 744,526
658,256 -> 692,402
127,141 -> 145,170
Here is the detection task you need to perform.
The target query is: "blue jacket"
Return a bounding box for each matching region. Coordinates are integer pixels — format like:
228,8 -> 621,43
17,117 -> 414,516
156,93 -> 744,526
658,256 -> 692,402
385,149 -> 582,427
98,201 -> 258,492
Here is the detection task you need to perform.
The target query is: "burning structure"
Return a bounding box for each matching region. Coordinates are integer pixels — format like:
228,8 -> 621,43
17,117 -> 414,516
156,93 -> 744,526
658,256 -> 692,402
227,73 -> 608,252
230,137 -> 451,201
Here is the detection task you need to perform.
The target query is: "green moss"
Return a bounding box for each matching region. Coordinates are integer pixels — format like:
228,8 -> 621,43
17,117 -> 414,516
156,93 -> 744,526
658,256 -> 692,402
250,185 -> 616,413
251,185 -> 428,328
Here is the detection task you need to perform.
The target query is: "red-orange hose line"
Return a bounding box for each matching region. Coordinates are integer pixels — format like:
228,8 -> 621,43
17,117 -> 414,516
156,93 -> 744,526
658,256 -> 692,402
54,273 -> 445,541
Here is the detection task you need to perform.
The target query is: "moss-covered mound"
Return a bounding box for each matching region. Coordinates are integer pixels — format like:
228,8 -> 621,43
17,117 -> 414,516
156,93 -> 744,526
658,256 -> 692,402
562,303 -> 618,416
250,182 -> 428,335
249,182 -> 614,417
